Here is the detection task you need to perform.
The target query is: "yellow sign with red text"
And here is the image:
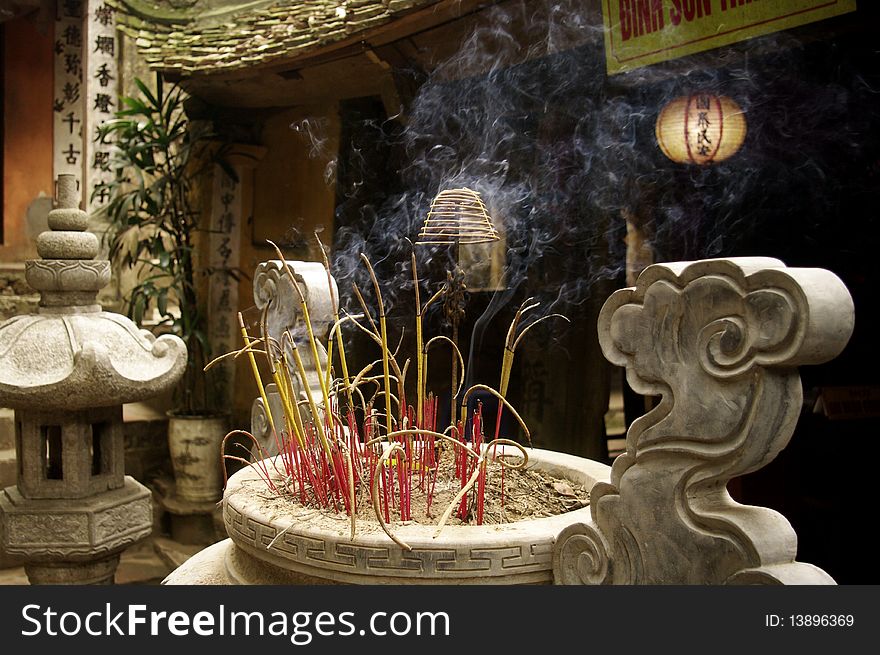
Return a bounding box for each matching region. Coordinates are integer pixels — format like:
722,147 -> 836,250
602,0 -> 857,75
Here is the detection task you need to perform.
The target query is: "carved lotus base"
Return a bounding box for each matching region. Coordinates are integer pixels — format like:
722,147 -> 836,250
164,449 -> 611,585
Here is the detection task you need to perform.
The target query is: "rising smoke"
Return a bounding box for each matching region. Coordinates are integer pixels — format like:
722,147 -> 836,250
289,0 -> 879,392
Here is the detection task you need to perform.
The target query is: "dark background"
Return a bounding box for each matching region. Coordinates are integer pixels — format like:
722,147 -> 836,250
328,3 -> 880,584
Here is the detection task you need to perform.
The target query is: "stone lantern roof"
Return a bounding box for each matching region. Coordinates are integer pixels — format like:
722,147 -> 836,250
0,175 -> 186,411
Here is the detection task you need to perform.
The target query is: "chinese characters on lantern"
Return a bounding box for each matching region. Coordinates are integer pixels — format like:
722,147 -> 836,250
208,169 -> 242,406
694,94 -> 712,158
655,94 -> 746,165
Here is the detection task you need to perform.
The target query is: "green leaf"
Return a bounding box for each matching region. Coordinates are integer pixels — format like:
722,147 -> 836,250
157,288 -> 168,318
192,328 -> 211,361
121,96 -> 149,114
132,293 -> 146,326
157,249 -> 171,270
134,77 -> 159,109
99,71 -> 224,412
155,73 -> 163,107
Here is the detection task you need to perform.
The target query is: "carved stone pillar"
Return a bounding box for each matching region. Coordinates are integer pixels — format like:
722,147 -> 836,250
553,257 -> 854,584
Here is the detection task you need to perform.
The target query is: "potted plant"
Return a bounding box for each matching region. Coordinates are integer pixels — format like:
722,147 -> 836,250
96,75 -> 232,503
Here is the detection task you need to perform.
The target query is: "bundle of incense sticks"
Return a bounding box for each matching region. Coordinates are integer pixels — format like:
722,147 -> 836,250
215,239 -> 567,548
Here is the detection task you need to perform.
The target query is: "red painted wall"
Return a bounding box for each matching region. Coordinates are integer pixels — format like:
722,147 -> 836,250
1,16 -> 53,261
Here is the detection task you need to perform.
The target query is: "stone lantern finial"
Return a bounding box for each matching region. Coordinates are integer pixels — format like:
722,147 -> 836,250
25,173 -> 107,310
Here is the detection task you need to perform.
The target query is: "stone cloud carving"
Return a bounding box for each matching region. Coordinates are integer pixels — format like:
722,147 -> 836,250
553,257 -> 854,584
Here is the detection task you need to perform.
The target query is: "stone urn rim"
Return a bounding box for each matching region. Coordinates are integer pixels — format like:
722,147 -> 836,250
222,447 -> 611,584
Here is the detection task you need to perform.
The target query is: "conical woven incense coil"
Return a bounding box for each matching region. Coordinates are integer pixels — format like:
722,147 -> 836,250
416,188 -> 500,245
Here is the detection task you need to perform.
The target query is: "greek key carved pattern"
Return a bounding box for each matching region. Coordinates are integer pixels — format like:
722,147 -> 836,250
224,501 -> 550,578
224,503 -> 253,540
555,258 -> 854,585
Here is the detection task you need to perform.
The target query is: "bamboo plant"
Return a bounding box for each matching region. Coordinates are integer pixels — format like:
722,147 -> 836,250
95,74 -> 234,415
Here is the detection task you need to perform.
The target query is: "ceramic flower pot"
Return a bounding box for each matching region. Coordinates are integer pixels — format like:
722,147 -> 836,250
167,412 -> 230,503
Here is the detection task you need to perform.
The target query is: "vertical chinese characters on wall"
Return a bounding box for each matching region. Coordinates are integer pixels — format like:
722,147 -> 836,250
53,1 -> 117,212
208,169 -> 241,407
53,1 -> 85,185
84,1 -> 117,216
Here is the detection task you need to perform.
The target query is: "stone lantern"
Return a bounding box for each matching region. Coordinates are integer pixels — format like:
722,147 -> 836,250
0,175 -> 186,584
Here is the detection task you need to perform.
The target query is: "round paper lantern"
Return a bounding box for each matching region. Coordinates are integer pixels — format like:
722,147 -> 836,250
655,94 -> 747,165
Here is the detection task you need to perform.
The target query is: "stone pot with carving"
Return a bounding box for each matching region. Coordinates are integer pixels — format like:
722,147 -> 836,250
164,447 -> 611,584
167,412 -> 230,503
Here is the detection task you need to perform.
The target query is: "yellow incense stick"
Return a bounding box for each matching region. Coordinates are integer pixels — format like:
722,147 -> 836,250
360,254 -> 393,438
412,251 -> 424,427
316,231 -> 353,408
497,299 -> 538,400
284,337 -> 332,458
272,361 -> 306,450
499,302 -> 569,399
268,240 -> 334,421
239,313 -> 276,437
499,347 -> 514,398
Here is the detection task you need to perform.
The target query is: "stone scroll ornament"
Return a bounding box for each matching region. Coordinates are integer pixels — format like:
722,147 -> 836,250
250,260 -> 337,455
553,257 -> 854,585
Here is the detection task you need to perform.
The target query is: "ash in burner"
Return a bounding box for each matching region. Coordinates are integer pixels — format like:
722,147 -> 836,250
244,459 -> 590,530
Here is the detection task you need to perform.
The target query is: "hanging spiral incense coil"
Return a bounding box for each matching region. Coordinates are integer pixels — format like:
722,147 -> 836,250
416,188 -> 500,245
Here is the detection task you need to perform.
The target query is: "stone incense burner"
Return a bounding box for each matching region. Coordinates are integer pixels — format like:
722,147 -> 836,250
203,447 -> 610,584
166,256 -> 853,585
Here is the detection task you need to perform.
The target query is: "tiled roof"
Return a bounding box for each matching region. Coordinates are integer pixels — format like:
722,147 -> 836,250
110,0 -> 439,76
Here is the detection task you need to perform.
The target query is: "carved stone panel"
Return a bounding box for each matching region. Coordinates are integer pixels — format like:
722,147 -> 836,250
251,260 -> 338,431
553,258 -> 853,585
0,477 -> 152,562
